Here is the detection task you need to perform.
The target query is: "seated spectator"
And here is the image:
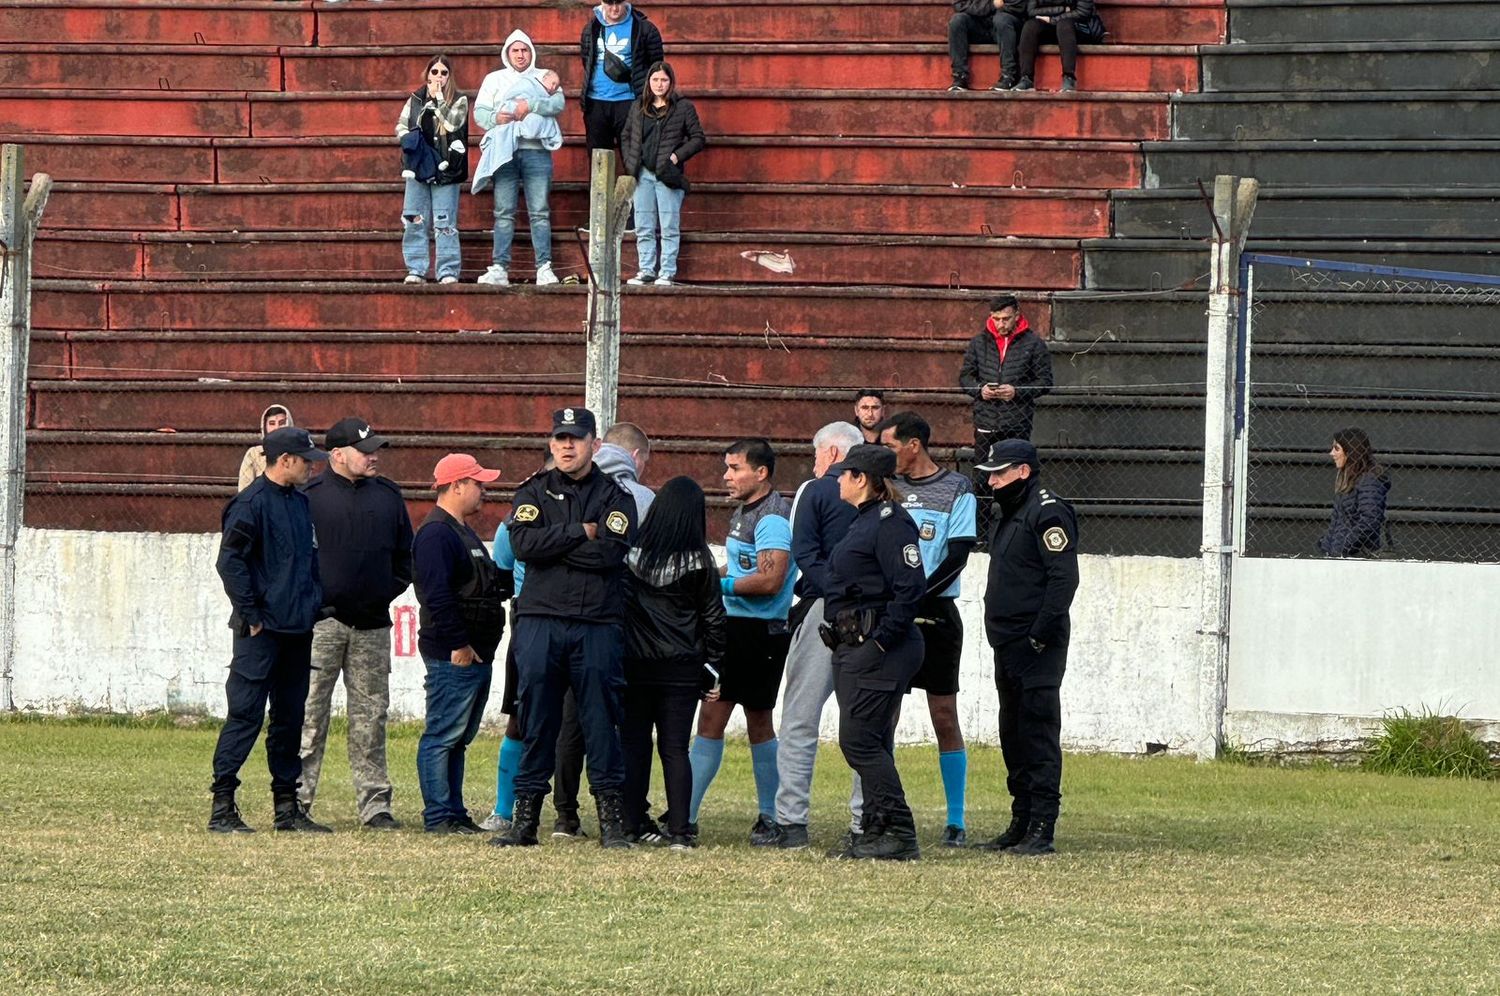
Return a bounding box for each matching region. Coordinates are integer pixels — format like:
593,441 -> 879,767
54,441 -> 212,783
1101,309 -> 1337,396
236,403 -> 292,491
948,0 -> 1027,92
1318,428 -> 1392,558
621,61 -> 706,288
1015,0 -> 1108,92
396,55 -> 469,285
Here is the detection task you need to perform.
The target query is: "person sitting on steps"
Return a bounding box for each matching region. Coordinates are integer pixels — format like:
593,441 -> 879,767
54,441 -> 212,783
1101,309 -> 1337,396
947,0 -> 1028,92
1013,0 -> 1108,93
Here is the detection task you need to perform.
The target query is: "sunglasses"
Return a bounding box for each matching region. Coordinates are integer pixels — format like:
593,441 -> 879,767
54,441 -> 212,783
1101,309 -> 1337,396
429,68 -> 450,77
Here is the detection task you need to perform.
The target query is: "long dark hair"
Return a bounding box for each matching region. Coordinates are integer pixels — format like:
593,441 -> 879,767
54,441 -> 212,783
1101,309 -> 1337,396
638,60 -> 678,115
1333,427 -> 1383,494
633,476 -> 709,576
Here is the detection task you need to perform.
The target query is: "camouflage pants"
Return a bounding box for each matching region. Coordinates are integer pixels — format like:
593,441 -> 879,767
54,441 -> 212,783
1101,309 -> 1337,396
298,619 -> 394,822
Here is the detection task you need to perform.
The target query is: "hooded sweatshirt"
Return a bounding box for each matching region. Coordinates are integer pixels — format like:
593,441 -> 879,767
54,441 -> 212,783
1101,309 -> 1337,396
237,402 -> 294,492
474,29 -> 565,149
594,442 -> 656,519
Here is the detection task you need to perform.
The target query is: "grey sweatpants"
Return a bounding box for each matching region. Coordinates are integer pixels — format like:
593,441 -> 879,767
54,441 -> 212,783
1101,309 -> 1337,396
774,598 -> 863,829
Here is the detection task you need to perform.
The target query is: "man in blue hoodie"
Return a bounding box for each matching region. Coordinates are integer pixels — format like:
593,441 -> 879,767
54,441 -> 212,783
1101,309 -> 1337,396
581,1 -> 665,151
209,427 -> 331,835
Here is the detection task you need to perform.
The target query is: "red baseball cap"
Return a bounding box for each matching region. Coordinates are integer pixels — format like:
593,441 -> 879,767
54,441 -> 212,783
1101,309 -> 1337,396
433,453 -> 501,487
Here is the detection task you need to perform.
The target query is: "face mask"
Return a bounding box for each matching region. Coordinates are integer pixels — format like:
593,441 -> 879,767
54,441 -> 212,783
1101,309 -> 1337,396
992,477 -> 1029,517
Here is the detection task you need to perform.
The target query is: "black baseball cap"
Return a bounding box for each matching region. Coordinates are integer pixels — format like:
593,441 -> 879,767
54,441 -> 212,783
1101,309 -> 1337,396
975,438 -> 1039,473
551,406 -> 598,438
324,417 -> 389,454
839,443 -> 897,480
263,426 -> 329,464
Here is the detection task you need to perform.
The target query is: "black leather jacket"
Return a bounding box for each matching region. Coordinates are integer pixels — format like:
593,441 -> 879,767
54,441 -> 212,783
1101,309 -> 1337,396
623,547 -> 726,687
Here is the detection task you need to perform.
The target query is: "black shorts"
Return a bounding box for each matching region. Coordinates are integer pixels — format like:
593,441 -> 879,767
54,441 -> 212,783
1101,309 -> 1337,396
719,616 -> 792,711
909,597 -> 964,696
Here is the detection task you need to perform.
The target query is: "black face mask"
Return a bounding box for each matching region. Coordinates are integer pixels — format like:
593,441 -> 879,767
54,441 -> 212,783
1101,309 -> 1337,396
992,476 -> 1030,517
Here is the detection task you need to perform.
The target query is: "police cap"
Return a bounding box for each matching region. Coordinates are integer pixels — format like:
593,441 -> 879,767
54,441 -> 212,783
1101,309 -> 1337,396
551,406 -> 598,439
263,427 -> 329,464
839,443 -> 897,480
975,438 -> 1039,473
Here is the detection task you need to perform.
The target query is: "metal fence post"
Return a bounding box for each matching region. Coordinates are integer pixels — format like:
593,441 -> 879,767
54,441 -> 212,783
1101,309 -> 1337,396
583,150 -> 635,433
1196,174 -> 1258,759
0,144 -> 53,711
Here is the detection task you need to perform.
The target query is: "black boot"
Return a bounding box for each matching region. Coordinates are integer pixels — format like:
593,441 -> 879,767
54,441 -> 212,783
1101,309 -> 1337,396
1007,818 -> 1056,856
207,791 -> 254,834
852,812 -> 920,861
273,793 -> 333,833
973,814 -> 1029,852
491,792 -> 542,846
595,791 -> 633,850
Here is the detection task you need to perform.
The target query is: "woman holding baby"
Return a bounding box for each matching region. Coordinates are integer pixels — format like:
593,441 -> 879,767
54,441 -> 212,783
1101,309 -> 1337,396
396,54 -> 470,285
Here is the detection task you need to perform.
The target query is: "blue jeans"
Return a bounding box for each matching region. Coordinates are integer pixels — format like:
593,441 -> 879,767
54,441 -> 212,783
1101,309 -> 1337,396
491,147 -> 553,268
512,617 -> 626,796
401,179 -> 461,280
633,167 -> 685,279
416,654 -> 492,828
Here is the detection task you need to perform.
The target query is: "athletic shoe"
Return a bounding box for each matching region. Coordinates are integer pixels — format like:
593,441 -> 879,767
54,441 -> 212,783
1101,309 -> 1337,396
749,814 -> 782,846
535,262 -> 560,287
1060,75 -> 1077,92
776,823 -> 810,850
626,271 -> 655,286
403,273 -> 423,284
363,812 -> 401,831
1013,77 -> 1035,92
438,275 -> 458,285
630,815 -> 667,846
947,82 -> 967,92
476,264 -> 509,287
993,76 -> 1018,92
941,825 -> 967,848
552,817 -> 588,840
458,815 -> 487,834
653,276 -> 674,287
667,834 -> 698,850
425,819 -> 482,835
478,812 -> 513,833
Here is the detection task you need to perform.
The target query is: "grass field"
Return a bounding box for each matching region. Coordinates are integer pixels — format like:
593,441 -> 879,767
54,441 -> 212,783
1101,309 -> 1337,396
2,715 -> 1498,994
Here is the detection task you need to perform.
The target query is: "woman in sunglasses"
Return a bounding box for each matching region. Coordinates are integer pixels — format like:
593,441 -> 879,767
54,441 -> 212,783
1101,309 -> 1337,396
396,54 -> 470,284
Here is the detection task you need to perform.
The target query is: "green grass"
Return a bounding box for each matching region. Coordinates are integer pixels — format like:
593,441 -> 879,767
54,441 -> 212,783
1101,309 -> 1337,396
3,716 -> 1500,994
1362,707 -> 1497,780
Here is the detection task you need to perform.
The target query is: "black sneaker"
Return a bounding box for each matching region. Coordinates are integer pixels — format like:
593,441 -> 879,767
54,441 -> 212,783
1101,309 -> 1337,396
1013,77 -> 1035,92
552,818 -> 588,840
749,814 -> 783,847
947,82 -> 967,92
424,819 -> 480,835
659,811 -> 699,846
363,812 -> 401,831
629,815 -> 667,846
776,823 -> 810,850
1060,75 -> 1077,92
941,825 -> 967,848
992,76 -> 1017,92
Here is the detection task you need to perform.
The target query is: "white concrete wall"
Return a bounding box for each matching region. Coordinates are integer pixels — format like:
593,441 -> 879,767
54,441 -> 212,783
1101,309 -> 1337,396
1226,556 -> 1500,749
10,528 -> 1207,752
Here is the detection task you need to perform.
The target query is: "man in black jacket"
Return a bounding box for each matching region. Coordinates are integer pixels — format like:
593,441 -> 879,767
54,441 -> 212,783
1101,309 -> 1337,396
581,1 -> 665,151
948,0 -> 1028,91
297,418 -> 413,831
493,407 -> 639,849
973,439 -> 1079,857
209,426 -> 331,835
958,293 -> 1054,541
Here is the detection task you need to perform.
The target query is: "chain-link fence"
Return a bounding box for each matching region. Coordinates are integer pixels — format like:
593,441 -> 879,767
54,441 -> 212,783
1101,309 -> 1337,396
1240,255 -> 1500,564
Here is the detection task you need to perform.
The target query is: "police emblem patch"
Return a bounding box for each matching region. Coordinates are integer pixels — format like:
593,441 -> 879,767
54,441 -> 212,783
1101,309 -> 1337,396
563,408 -> 576,424
514,504 -> 540,523
605,510 -> 629,535
919,522 -> 936,541
903,544 -> 921,568
1043,526 -> 1069,552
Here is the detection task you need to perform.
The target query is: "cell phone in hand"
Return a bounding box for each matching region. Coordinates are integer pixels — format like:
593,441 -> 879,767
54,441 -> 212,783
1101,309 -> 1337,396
703,663 -> 720,693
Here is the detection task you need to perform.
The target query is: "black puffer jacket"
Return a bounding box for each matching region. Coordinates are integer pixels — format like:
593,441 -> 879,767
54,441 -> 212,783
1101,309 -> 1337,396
621,94 -> 707,191
1026,0 -> 1107,39
955,0 -> 1027,18
623,547 -> 726,688
958,321 -> 1055,437
580,6 -> 665,111
1318,472 -> 1391,557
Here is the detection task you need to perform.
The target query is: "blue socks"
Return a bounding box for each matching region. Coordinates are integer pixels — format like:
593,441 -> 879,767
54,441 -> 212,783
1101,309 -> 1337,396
493,734 -> 524,820
750,738 -> 780,820
688,735 -> 725,823
939,748 -> 968,830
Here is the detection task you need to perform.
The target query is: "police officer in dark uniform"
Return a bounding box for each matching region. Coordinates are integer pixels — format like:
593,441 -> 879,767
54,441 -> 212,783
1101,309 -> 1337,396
493,407 -> 638,849
820,444 -> 928,861
972,439 -> 1079,857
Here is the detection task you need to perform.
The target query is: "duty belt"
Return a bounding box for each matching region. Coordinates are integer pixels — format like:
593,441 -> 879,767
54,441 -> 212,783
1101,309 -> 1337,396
818,608 -> 876,650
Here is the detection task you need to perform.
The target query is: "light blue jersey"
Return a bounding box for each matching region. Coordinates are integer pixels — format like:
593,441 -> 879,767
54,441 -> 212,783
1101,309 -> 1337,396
724,490 -> 797,621
894,469 -> 977,598
492,521 -> 526,595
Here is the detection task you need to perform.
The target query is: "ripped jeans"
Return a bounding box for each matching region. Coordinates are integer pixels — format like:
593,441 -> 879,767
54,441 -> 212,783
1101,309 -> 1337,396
401,179 -> 461,280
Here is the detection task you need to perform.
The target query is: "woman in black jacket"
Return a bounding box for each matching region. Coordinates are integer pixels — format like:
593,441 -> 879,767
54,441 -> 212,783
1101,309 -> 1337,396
621,476 -> 726,848
395,55 -> 470,284
1318,427 -> 1392,558
620,61 -> 707,287
1015,0 -> 1107,92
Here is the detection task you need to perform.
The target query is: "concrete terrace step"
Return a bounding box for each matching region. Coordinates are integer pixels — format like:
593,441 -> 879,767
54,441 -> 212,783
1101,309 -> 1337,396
1111,187 -> 1500,240
7,134 -> 1145,190
1172,91 -> 1500,142
30,280 -> 1044,338
33,231 -> 1084,290
1082,239 -> 1500,291
0,88 -> 1170,141
1201,42 -> 1500,93
1228,0 -> 1498,45
1144,140 -> 1500,188
0,0 -> 315,45
36,181 -> 1110,240
315,0 -> 1227,48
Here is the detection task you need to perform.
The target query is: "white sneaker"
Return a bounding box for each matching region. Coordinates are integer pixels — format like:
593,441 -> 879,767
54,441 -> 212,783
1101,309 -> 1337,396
477,264 -> 509,287
626,271 -> 654,286
400,169 -> 415,179
438,275 -> 458,284
403,273 -> 423,284
653,276 -> 674,287
535,262 -> 559,287
478,812 -> 512,833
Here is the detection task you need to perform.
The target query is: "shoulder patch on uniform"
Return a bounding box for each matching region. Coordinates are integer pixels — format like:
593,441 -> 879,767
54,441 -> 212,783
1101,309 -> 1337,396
605,510 -> 629,535
1042,526 -> 1070,553
513,504 -> 540,523
880,504 -> 893,519
903,544 -> 921,568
